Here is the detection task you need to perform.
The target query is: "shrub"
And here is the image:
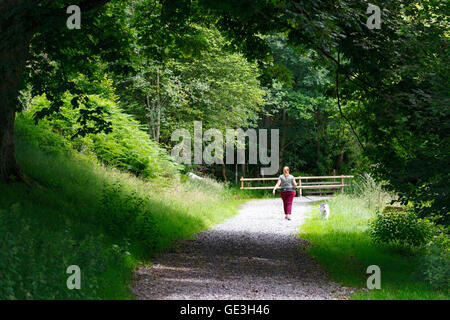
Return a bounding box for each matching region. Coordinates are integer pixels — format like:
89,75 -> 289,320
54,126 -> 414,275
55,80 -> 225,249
430,226 -> 450,250
369,207 -> 434,248
99,180 -> 159,253
419,226 -> 450,292
420,246 -> 450,292
14,114 -> 73,156
21,93 -> 181,180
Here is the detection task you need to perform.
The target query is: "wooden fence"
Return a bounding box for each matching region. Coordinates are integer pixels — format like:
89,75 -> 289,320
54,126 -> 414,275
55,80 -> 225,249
240,175 -> 354,196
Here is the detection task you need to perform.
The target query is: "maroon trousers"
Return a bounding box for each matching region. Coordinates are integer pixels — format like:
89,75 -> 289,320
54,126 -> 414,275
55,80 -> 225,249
281,191 -> 296,214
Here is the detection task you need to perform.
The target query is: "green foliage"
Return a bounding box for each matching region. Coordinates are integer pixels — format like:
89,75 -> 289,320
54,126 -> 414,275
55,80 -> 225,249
199,0 -> 450,221
429,226 -> 450,250
2,0 -> 449,299
118,25 -> 265,146
300,192 -> 448,300
258,35 -> 361,176
345,174 -> 394,212
99,180 -> 160,253
14,112 -> 74,156
369,208 -> 434,248
3,0 -> 449,220
0,191 -> 133,300
419,246 -> 450,292
182,176 -> 233,200
21,92 -> 181,179
419,226 -> 450,292
17,0 -> 134,128
0,116 -> 248,299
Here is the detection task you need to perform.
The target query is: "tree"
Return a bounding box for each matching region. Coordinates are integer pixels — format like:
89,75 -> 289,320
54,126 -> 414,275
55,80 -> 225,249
117,24 -> 264,148
115,0 -> 210,143
258,35 -> 359,175
0,0 -> 201,181
0,0 -> 122,180
1,0 -> 448,225
197,0 -> 449,221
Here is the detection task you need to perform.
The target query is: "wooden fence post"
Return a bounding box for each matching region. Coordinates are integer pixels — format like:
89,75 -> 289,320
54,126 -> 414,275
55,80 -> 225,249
240,177 -> 244,190
298,177 -> 302,197
341,176 -> 344,193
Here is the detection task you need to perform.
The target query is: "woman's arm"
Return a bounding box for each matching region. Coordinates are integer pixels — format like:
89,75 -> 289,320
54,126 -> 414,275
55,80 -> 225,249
273,179 -> 281,195
292,178 -> 298,190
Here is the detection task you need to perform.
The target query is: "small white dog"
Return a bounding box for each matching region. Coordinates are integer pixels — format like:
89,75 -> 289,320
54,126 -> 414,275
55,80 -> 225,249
319,203 -> 330,220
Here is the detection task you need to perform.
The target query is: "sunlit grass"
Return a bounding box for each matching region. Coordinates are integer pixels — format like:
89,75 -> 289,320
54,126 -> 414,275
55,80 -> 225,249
0,127 -> 247,299
299,194 -> 449,300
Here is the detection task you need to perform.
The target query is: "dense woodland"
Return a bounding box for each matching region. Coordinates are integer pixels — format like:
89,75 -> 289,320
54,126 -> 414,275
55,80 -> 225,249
2,0 -> 448,223
0,0 -> 448,299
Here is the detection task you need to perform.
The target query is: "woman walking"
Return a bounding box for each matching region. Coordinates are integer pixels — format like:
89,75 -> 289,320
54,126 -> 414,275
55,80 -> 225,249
273,166 -> 297,220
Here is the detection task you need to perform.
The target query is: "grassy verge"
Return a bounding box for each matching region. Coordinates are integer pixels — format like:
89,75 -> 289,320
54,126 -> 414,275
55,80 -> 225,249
299,194 -> 449,300
0,121 -> 248,299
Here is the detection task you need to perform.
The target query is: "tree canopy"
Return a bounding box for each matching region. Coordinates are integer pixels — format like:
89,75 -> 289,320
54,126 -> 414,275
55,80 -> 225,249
1,0 -> 448,224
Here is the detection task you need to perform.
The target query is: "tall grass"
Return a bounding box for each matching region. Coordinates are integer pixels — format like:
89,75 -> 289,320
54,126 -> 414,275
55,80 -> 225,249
0,117 -> 246,300
299,175 -> 449,300
345,173 -> 395,212
22,94 -> 181,179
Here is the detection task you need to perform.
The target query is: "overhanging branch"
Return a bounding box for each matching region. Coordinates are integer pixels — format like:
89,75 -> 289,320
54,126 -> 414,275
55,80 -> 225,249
336,49 -> 366,152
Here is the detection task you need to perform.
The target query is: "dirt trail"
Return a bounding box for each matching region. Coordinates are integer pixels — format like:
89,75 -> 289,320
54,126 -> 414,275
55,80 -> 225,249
132,196 -> 351,299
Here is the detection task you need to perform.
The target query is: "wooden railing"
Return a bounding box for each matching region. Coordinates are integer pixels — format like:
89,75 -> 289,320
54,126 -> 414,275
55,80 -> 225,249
240,175 -> 354,196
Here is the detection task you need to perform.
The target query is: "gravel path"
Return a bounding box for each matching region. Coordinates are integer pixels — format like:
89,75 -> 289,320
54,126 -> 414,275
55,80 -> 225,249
132,196 -> 351,300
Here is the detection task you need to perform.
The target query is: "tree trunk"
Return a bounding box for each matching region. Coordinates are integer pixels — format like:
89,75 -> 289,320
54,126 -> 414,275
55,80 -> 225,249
155,67 -> 161,143
0,107 -> 20,181
221,160 -> 227,182
279,109 -> 287,166
146,93 -> 153,137
241,163 -> 246,178
264,113 -> 271,127
315,109 -> 322,170
0,3 -> 33,182
336,143 -> 345,174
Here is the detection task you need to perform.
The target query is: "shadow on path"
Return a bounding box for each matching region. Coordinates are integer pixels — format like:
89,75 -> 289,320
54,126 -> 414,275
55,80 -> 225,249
132,197 -> 351,299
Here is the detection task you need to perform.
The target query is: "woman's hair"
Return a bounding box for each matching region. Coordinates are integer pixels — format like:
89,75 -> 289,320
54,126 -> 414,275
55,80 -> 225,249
283,166 -> 290,176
